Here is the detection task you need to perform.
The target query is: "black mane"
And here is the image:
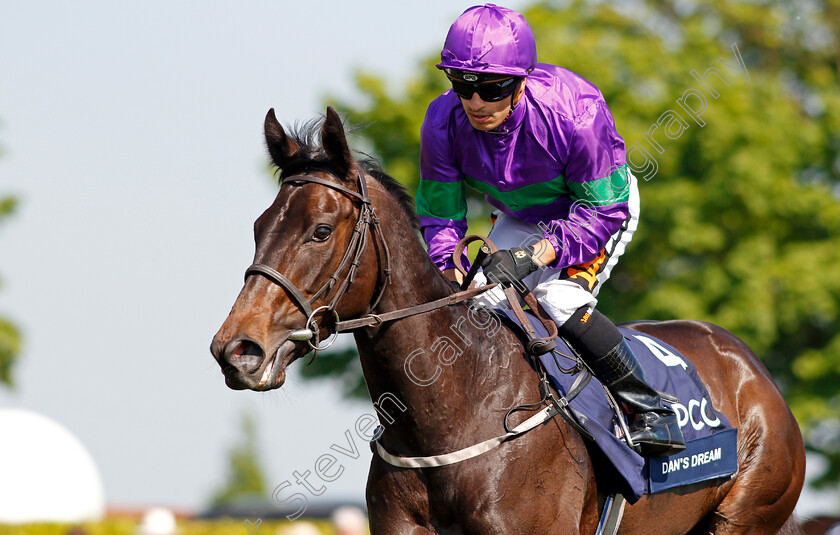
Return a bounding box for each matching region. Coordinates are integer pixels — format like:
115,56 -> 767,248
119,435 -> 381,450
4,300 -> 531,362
272,116 -> 419,229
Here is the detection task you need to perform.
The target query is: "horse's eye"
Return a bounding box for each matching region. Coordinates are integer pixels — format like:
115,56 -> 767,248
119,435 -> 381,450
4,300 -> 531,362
312,225 -> 332,242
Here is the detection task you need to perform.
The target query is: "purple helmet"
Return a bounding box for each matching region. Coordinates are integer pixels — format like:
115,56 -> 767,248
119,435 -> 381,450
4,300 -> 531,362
436,4 -> 537,77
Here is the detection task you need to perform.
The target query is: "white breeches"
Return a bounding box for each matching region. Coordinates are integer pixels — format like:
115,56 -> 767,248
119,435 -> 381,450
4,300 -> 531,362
472,172 -> 640,326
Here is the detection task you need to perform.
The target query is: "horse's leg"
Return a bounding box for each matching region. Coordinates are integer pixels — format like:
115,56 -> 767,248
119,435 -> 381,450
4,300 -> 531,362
366,423 -> 599,535
366,459 -> 435,535
635,321 -> 806,535
698,332 -> 804,534
444,423 -> 599,535
688,408 -> 804,534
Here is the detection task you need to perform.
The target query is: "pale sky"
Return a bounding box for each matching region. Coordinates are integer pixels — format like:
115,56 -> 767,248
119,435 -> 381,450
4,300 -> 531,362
0,0 -> 835,519
0,0 -> 527,512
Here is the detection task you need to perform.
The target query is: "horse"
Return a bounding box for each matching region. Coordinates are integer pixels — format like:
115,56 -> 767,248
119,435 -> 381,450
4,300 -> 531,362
211,107 -> 806,534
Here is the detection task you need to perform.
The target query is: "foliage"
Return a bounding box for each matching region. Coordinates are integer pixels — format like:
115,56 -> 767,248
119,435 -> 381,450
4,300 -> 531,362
0,147 -> 21,388
307,0 -> 840,485
299,345 -> 370,399
210,413 -> 269,507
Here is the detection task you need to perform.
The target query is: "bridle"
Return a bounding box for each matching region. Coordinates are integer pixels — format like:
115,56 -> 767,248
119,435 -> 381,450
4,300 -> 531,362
242,169 -> 556,362
244,170 -> 391,353
243,168 -> 594,470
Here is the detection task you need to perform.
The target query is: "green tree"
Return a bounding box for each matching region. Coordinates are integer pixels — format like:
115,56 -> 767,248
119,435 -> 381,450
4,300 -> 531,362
308,0 -> 840,486
211,413 -> 268,506
0,130 -> 21,388
299,346 -> 369,399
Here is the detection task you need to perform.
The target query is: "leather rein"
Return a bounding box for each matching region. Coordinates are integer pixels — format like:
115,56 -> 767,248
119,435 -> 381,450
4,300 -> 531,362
245,169 -> 595,469
243,170 -> 497,355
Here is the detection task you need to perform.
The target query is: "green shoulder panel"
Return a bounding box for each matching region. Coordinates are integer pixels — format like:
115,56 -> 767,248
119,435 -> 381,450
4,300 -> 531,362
568,164 -> 632,206
463,174 -> 571,211
416,179 -> 467,220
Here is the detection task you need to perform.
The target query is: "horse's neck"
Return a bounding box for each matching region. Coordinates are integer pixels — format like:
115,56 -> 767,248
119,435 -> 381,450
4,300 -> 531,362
354,223 -> 537,450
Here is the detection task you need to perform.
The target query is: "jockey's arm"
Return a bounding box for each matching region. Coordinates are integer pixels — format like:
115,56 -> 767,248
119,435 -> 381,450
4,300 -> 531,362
442,238 -> 557,285
529,238 -> 557,267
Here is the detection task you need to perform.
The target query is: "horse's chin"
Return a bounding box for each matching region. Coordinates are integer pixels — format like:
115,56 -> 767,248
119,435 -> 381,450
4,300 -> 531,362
223,339 -> 300,392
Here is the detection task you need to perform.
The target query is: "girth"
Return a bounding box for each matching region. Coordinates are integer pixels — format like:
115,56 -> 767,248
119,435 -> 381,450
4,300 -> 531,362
244,178 -> 592,468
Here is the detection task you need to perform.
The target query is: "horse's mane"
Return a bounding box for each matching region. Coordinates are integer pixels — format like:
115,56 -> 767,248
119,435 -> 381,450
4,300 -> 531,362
275,116 -> 419,230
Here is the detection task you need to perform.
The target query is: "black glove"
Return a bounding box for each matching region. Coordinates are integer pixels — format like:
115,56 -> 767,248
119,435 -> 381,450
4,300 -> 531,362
481,246 -> 538,285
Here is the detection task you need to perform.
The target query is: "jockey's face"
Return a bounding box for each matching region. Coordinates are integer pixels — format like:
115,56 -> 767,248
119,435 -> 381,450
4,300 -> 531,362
459,78 -> 526,132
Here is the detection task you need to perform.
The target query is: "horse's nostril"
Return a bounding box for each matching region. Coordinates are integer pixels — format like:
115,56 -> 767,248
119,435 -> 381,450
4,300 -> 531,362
222,338 -> 265,374
232,340 -> 263,360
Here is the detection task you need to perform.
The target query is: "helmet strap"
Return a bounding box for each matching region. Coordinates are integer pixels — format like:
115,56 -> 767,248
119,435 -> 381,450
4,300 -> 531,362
486,79 -> 525,135
505,79 -> 525,118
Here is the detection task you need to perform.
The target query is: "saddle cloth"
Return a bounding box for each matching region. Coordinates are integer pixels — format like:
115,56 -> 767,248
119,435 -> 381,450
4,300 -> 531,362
496,309 -> 738,503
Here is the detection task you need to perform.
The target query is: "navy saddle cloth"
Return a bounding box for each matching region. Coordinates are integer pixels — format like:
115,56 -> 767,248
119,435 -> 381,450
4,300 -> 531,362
496,309 -> 738,503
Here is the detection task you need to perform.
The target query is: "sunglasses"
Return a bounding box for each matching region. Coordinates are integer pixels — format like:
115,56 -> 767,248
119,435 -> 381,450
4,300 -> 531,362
446,74 -> 522,102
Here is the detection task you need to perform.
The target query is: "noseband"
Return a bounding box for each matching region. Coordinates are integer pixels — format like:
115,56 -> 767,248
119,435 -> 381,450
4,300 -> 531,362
244,171 -> 391,353
243,171 -> 535,360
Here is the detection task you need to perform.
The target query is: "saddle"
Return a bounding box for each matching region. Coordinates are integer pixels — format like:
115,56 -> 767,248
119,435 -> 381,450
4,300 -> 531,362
496,306 -> 738,502
371,235 -> 738,531
453,235 -> 738,503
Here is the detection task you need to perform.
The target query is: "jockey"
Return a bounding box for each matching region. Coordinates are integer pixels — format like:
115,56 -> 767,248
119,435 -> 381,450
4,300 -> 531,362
417,4 -> 685,456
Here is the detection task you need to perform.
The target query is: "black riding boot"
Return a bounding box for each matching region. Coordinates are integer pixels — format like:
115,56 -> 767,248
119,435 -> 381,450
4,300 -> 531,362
559,307 -> 686,457
587,339 -> 686,457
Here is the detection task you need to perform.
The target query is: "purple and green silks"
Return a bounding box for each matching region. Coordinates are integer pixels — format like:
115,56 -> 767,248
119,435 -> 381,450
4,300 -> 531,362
418,63 -> 631,272
437,4 -> 536,77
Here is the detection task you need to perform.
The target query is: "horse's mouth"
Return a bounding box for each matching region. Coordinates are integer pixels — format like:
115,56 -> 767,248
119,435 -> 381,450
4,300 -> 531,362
222,339 -> 299,392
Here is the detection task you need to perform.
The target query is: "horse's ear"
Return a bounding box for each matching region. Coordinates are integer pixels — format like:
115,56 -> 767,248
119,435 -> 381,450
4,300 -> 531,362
264,108 -> 300,169
321,106 -> 354,179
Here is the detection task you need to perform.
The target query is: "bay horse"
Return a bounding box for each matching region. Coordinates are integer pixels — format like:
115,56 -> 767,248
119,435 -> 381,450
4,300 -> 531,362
211,107 -> 805,534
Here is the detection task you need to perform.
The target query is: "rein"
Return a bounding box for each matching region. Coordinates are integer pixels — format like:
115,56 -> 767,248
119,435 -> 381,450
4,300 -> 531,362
244,170 -> 499,353
245,169 -> 587,468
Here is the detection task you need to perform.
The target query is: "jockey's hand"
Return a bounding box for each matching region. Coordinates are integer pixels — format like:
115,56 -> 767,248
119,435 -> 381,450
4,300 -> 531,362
481,246 -> 539,285
443,268 -> 464,285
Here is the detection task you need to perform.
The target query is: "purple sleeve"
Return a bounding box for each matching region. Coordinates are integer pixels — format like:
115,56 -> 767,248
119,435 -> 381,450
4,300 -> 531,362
542,101 -> 630,268
418,98 -> 470,271
419,216 -> 470,271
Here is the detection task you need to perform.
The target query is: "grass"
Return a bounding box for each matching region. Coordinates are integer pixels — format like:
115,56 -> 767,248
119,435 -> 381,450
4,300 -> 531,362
0,518 -> 338,535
